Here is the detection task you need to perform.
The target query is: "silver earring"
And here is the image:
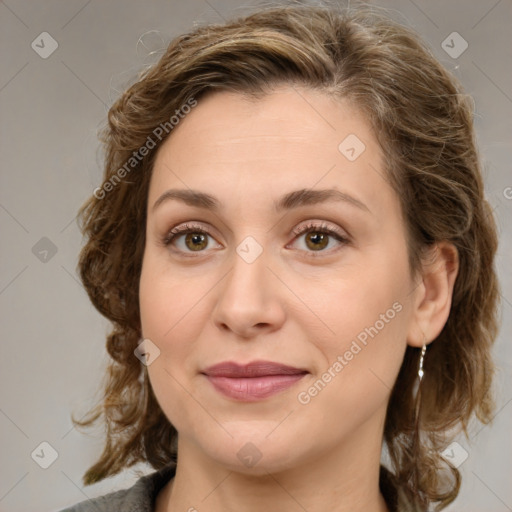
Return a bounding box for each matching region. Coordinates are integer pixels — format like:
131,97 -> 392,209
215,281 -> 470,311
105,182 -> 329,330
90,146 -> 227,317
411,342 -> 428,493
418,343 -> 427,381
411,341 -> 427,404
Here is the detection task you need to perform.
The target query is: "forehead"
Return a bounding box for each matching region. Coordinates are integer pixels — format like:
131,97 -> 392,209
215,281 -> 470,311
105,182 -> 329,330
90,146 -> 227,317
149,87 -> 395,219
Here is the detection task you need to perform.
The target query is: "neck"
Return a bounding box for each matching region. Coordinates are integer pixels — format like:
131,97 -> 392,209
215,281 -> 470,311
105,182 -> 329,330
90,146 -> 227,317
156,415 -> 390,512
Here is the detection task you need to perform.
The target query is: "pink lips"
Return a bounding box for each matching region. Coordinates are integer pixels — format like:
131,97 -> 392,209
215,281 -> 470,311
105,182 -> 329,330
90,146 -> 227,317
202,360 -> 308,402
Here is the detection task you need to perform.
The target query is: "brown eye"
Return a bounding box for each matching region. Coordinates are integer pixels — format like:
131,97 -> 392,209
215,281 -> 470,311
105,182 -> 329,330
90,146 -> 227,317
290,221 -> 349,256
184,232 -> 208,251
163,223 -> 221,255
304,231 -> 329,251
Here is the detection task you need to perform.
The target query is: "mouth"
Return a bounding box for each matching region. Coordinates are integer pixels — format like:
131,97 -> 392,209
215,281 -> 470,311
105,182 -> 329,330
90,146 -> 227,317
201,360 -> 308,402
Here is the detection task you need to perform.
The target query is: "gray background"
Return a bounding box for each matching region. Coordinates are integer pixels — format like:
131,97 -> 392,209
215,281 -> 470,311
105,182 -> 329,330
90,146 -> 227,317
0,1 -> 510,511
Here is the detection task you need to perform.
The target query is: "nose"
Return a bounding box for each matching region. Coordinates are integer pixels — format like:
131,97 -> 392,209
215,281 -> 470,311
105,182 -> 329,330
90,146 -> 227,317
211,246 -> 286,339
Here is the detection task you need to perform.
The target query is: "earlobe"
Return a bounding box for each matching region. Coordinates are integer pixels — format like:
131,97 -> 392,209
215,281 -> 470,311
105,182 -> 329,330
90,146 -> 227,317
407,241 -> 459,348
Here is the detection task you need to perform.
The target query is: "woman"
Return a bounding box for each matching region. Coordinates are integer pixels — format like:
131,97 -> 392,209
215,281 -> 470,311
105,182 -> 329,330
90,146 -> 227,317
61,2 -> 500,511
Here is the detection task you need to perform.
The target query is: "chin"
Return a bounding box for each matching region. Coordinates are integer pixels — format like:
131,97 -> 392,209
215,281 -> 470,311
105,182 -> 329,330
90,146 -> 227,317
197,428 -> 302,476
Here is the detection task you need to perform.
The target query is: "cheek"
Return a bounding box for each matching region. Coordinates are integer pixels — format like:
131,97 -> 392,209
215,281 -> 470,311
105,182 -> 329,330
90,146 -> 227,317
295,296 -> 408,438
139,250 -> 203,342
314,297 -> 406,384
139,254 -> 215,429
302,244 -> 411,392
314,264 -> 406,345
139,294 -> 192,432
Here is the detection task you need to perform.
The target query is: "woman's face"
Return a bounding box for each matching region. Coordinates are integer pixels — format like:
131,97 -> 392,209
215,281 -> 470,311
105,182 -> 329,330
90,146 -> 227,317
139,86 -> 421,474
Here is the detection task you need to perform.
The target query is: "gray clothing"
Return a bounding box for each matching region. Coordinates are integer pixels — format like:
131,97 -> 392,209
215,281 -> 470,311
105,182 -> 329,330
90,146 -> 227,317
59,464 -> 176,512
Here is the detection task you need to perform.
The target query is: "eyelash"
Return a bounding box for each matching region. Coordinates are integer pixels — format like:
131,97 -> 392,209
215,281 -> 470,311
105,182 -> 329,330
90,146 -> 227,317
162,221 -> 349,258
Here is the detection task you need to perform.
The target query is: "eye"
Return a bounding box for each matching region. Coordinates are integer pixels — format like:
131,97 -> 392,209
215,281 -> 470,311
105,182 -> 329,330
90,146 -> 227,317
162,223 -> 221,255
162,220 -> 349,257
289,221 -> 349,256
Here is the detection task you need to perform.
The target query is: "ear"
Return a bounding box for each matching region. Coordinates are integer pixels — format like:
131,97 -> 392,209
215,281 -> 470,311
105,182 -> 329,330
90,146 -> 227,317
407,241 -> 459,347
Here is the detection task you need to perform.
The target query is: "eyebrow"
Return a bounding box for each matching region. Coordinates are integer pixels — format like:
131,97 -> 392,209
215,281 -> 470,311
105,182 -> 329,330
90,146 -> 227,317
152,188 -> 371,214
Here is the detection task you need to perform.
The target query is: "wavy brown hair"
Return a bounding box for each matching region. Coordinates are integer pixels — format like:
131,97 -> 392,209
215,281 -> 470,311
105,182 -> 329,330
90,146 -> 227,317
74,2 -> 500,509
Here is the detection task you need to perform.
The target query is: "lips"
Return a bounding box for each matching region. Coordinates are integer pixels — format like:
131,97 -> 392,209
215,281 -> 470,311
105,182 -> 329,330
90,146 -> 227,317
201,360 -> 308,401
203,360 -> 307,377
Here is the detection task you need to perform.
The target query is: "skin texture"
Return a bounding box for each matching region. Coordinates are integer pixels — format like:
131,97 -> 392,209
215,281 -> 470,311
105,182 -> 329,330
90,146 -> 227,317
139,86 -> 458,512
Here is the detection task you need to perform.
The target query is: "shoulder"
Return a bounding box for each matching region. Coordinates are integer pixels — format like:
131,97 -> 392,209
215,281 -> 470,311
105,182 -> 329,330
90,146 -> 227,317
58,463 -> 177,512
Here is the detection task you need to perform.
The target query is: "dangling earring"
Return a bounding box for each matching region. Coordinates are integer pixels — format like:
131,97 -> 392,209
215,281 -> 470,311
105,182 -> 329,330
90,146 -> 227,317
411,338 -> 428,492
412,338 -> 428,401
418,343 -> 427,381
